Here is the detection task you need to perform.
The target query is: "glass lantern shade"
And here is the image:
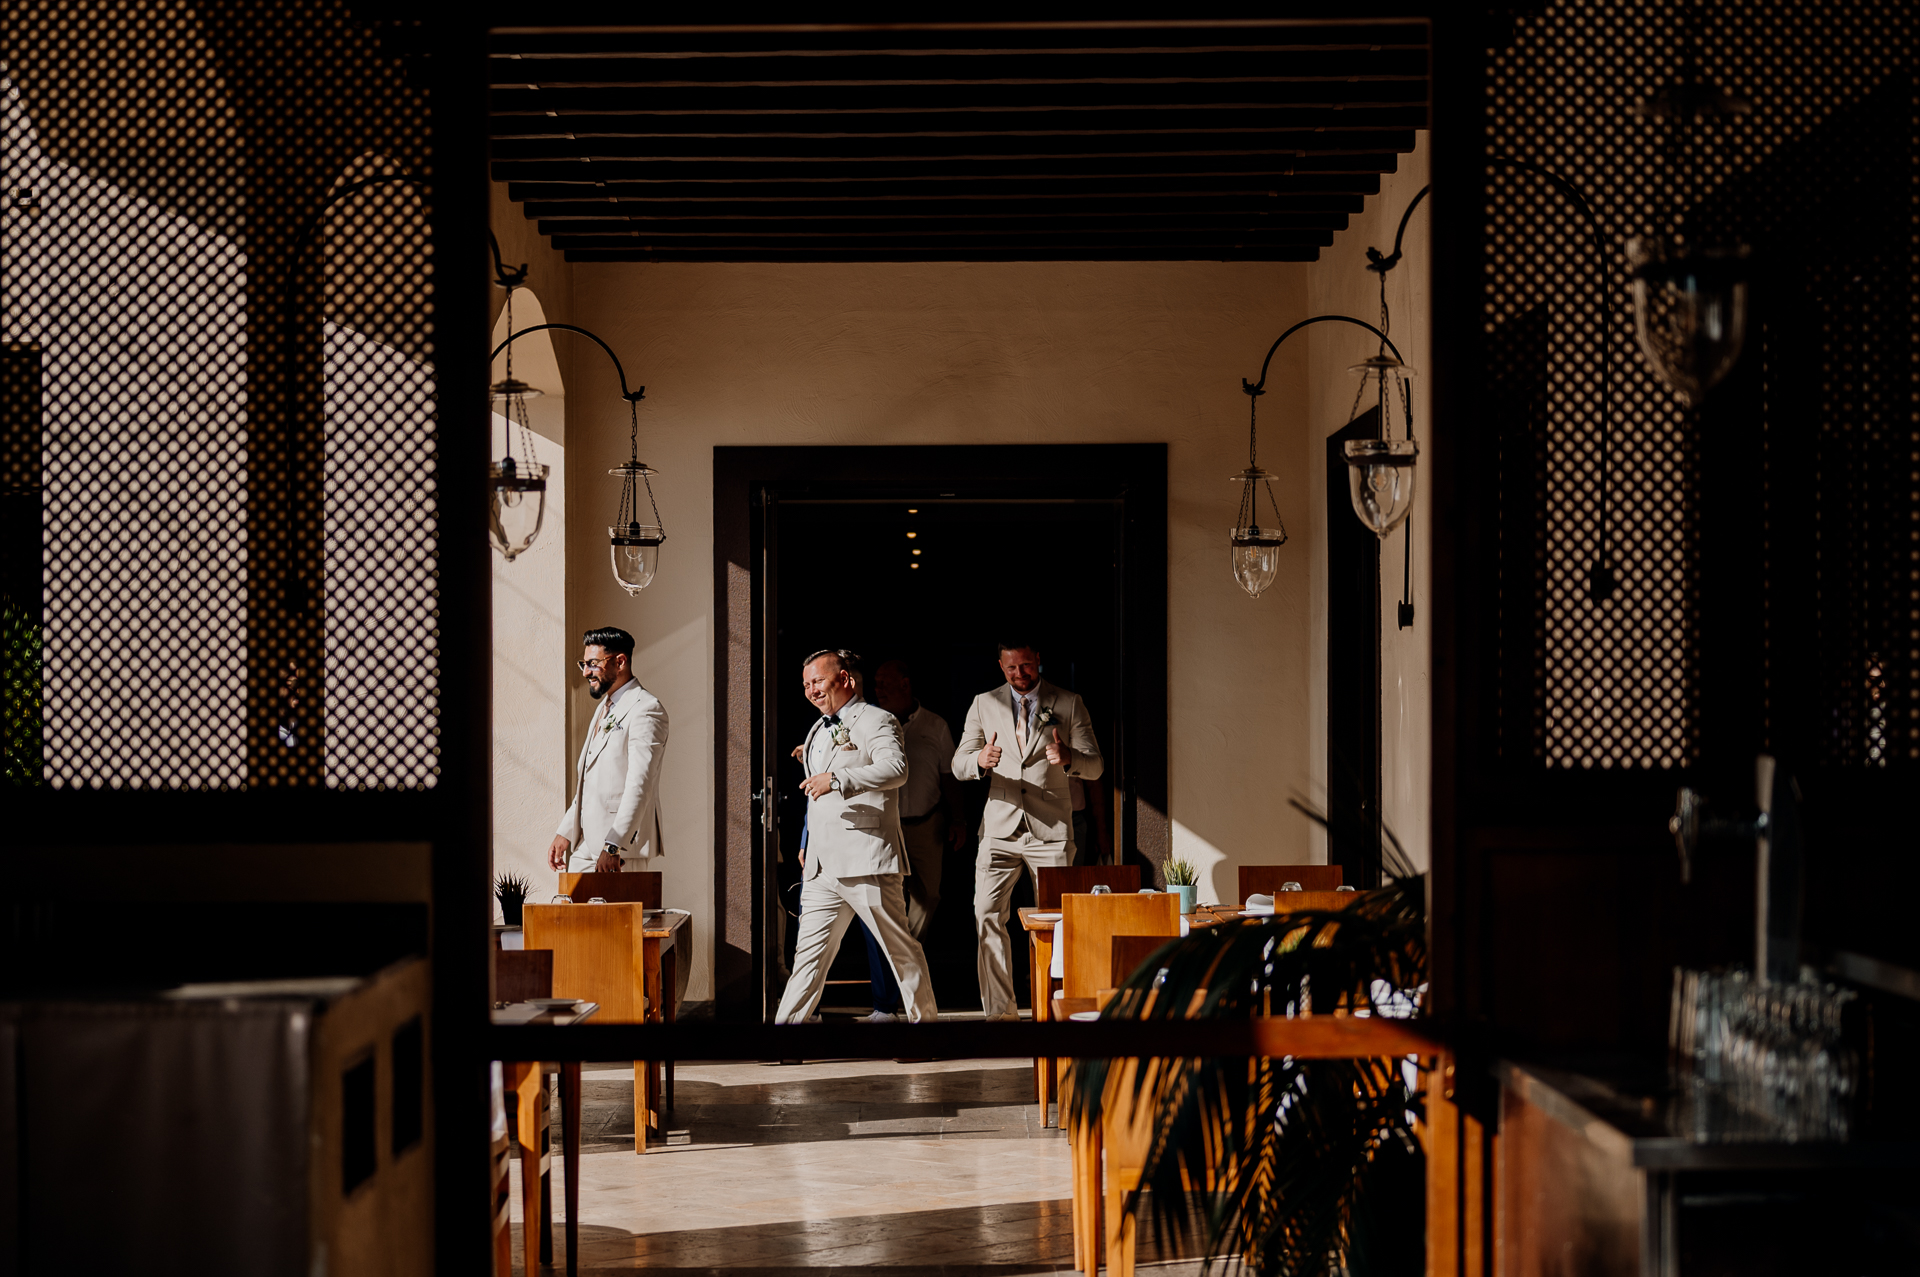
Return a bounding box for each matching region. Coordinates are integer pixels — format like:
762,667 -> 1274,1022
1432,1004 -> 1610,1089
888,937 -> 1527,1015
1628,237 -> 1749,400
608,459 -> 666,594
1343,439 -> 1419,537
488,459 -> 548,561
1228,465 -> 1287,598
610,524 -> 665,594
1230,527 -> 1286,598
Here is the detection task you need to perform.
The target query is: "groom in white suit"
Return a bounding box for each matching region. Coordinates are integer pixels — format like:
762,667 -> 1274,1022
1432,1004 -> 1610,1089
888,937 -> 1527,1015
550,626 -> 669,873
953,639 -> 1104,1020
774,649 -> 939,1024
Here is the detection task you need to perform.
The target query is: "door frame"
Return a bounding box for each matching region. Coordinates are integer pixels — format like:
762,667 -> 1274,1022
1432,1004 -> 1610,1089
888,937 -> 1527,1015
711,444 -> 1168,1020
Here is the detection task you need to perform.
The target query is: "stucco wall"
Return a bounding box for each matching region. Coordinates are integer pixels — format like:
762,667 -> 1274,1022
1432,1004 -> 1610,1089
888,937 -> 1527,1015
1306,134 -> 1432,873
565,258 -> 1338,1002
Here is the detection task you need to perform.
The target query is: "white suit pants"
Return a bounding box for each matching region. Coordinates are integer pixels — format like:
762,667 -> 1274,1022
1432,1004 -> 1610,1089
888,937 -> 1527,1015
974,833 -> 1071,1019
775,871 -> 939,1023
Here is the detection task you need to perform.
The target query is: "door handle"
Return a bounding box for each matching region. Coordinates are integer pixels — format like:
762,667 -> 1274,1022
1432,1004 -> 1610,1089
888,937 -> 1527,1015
756,774 -> 776,832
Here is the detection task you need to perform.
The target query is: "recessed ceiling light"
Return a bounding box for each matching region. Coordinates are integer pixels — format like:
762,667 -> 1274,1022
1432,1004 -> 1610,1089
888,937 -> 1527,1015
906,531 -> 917,539
912,549 -> 921,556
911,563 -> 920,569
907,507 -> 918,514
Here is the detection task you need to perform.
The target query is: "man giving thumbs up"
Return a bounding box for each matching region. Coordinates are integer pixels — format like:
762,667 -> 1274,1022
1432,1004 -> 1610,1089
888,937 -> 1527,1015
952,638 -> 1105,1021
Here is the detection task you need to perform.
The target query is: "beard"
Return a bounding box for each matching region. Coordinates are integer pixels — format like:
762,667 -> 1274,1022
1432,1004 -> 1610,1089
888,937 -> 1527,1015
588,679 -> 608,700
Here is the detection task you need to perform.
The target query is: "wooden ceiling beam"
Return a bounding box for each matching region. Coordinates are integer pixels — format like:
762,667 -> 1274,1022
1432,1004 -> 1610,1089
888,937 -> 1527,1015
487,81 -> 1432,114
491,156 -> 1402,184
490,24 -> 1429,57
504,174 -> 1383,202
535,212 -> 1348,238
488,130 -> 1415,162
550,228 -> 1336,249
518,193 -> 1367,219
489,50 -> 1429,86
488,107 -> 1429,137
558,246 -> 1325,263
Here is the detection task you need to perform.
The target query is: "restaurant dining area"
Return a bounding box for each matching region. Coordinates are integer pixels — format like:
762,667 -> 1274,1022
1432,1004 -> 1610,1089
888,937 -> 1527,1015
4,4 -> 1919,1276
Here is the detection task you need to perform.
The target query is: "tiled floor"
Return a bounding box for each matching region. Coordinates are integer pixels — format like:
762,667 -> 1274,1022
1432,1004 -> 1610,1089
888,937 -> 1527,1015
508,1055 -> 1203,1275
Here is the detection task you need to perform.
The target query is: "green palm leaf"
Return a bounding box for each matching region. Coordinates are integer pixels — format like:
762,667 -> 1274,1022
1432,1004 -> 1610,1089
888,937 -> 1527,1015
1068,875 -> 1428,1277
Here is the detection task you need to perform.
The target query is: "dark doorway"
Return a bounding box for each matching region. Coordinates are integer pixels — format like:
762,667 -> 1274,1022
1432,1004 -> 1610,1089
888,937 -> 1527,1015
713,445 -> 1169,1021
772,499 -> 1122,1010
1326,411 -> 1384,889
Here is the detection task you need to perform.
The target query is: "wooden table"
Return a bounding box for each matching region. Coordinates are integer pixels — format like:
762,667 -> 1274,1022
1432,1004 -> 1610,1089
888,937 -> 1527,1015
1018,906 -> 1064,1120
522,905 -> 691,1152
494,999 -> 598,1277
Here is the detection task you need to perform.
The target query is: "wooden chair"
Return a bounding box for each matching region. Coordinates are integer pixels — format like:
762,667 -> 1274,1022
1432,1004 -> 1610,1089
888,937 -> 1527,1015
1056,892 -> 1180,1276
1237,863 -> 1343,902
557,870 -> 662,907
493,948 -> 554,1004
1111,934 -> 1174,988
523,903 -> 655,1153
1036,864 -> 1142,909
1030,865 -> 1145,1124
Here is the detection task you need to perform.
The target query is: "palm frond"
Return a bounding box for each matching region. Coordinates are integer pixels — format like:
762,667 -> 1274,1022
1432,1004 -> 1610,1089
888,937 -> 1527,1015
1068,875 -> 1428,1277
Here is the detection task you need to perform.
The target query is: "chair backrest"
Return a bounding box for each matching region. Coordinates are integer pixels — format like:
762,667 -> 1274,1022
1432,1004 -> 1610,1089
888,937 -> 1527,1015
558,870 -> 662,908
493,948 -> 553,1003
1060,893 -> 1180,998
1269,890 -> 1358,914
1238,863 -> 1343,901
1036,864 -> 1142,909
1111,934 -> 1175,988
522,903 -> 647,1021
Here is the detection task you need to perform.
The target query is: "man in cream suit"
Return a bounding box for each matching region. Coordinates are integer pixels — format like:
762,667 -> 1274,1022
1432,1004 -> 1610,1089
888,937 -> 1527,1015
549,626 -> 669,873
953,639 -> 1104,1020
774,649 -> 939,1024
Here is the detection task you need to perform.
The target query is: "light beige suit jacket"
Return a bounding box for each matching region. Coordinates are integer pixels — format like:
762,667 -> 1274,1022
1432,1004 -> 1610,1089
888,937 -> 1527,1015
800,700 -> 909,881
556,678 -> 669,867
951,680 -> 1103,843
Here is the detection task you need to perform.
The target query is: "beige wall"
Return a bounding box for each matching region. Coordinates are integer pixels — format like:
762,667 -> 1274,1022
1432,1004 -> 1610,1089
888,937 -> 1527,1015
1306,133 -> 1432,873
567,259 -> 1329,1001
526,134 -> 1433,998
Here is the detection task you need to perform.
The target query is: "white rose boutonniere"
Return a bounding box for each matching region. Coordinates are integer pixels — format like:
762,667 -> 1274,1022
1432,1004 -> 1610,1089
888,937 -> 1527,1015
1035,706 -> 1059,730
829,722 -> 852,747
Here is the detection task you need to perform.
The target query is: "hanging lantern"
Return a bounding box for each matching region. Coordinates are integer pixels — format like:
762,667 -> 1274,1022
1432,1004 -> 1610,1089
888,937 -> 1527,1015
608,399 -> 665,595
1228,388 -> 1287,597
488,372 -> 549,562
487,286 -> 549,562
1341,355 -> 1419,538
1627,237 -> 1749,402
1628,35 -> 1753,401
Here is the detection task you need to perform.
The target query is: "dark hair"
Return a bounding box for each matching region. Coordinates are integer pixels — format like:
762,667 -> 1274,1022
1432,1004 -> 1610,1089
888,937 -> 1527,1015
583,626 -> 635,659
803,648 -> 858,675
875,657 -> 910,680
996,639 -> 1040,658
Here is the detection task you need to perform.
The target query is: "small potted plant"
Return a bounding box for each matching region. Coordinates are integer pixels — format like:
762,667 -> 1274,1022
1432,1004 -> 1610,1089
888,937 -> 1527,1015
1163,856 -> 1199,914
494,871 -> 531,926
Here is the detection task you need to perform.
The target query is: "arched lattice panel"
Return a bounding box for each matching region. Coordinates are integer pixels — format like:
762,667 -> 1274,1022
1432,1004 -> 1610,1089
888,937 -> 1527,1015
1483,0 -> 1917,773
0,2 -> 441,791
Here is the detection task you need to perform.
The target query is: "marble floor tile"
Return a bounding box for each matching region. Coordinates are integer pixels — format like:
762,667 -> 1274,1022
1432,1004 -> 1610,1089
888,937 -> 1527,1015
509,1056 -> 1205,1275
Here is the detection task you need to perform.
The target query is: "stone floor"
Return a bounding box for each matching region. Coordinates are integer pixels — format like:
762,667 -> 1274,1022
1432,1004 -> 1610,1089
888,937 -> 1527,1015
508,1054 -> 1205,1275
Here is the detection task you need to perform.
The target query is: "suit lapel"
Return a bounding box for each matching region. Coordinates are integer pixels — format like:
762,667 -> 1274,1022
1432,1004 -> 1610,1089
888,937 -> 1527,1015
580,685 -> 628,771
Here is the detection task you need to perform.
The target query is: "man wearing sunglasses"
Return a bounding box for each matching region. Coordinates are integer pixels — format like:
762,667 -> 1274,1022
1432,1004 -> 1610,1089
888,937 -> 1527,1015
550,626 -> 670,873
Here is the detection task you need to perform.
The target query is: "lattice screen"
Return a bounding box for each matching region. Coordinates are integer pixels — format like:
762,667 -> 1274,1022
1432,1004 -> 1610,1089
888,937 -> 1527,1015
1484,0 -> 1917,771
1,2 -> 441,789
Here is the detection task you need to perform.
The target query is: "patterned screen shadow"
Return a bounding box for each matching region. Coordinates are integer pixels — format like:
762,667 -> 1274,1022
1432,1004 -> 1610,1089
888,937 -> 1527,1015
1478,0 -> 1917,779
1,2 -> 441,791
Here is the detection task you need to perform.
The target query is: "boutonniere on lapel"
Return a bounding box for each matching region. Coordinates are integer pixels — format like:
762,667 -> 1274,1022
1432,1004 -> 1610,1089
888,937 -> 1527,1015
828,718 -> 853,748
600,713 -> 619,736
1034,706 -> 1060,730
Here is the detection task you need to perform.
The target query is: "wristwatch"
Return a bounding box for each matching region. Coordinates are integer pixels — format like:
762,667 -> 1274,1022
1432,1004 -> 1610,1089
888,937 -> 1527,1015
602,842 -> 622,858
829,775 -> 841,792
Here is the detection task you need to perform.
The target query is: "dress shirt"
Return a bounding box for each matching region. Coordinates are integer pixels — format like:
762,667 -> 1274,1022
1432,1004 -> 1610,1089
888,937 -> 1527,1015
896,703 -> 957,819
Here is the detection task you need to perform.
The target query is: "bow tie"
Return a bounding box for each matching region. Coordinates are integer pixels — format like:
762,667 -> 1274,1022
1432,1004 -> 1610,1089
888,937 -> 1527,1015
824,714 -> 841,726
